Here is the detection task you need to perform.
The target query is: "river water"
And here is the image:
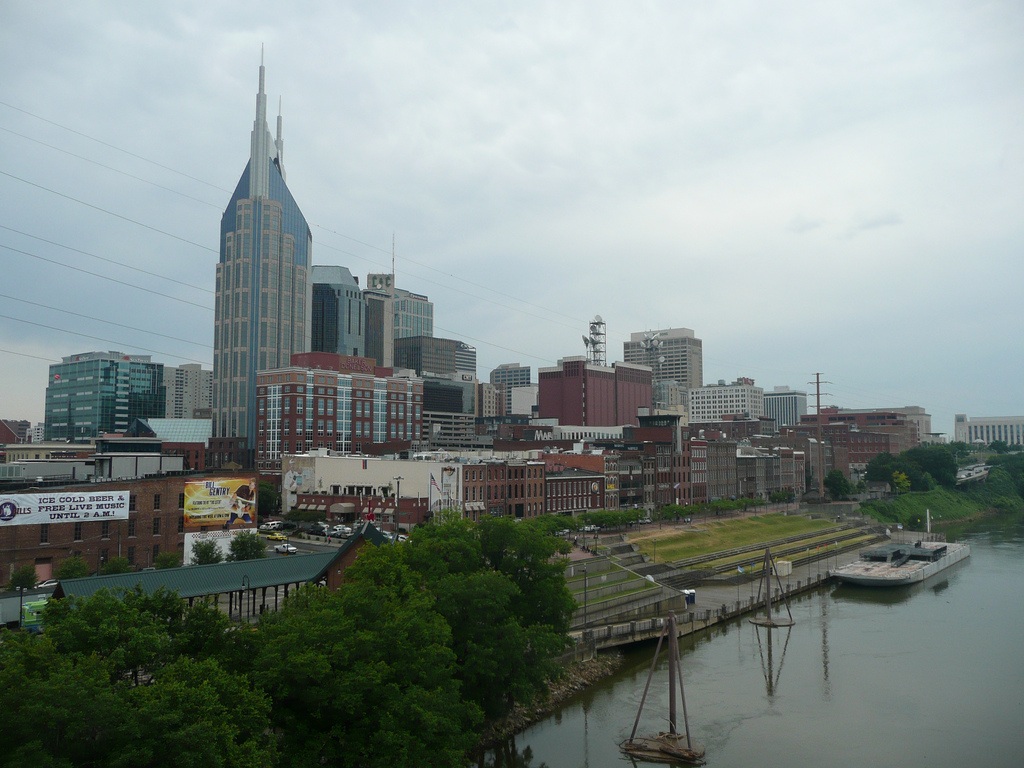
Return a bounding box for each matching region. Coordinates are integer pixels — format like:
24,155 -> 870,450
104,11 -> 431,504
483,516 -> 1024,768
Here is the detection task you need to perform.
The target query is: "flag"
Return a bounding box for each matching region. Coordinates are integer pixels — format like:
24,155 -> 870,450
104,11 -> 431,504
430,474 -> 442,493
737,566 -> 744,574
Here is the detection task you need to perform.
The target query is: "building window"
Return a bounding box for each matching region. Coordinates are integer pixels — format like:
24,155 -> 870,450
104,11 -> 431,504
128,518 -> 136,537
178,492 -> 185,509
153,517 -> 161,536
129,494 -> 137,511
101,521 -> 111,540
39,524 -> 49,544
177,516 -> 184,533
153,493 -> 161,510
152,544 -> 160,562
73,522 -> 83,541
127,546 -> 135,565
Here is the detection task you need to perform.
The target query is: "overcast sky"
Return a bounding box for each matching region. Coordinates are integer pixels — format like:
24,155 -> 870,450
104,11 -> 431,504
2,1 -> 1021,436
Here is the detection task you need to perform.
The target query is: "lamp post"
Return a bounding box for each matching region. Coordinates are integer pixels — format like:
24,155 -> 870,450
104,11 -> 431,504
241,575 -> 250,623
393,476 -> 403,542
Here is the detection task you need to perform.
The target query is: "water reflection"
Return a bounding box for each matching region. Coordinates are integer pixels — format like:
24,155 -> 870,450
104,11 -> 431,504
753,624 -> 791,697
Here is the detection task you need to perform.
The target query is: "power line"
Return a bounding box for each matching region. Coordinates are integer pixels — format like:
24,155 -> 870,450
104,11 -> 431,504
0,125 -> 223,209
0,294 -> 211,350
0,100 -> 231,194
0,242 -> 214,312
0,225 -> 214,294
0,314 -> 211,366
0,347 -> 62,364
0,170 -> 217,253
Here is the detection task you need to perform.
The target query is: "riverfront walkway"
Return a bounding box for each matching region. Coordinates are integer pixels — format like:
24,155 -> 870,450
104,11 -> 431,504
565,521 -> 947,653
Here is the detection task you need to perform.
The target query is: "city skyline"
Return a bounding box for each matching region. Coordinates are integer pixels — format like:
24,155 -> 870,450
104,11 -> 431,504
2,2 -> 1022,437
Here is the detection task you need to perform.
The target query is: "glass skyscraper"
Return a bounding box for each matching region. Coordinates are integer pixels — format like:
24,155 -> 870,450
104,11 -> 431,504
213,58 -> 311,456
44,351 -> 165,441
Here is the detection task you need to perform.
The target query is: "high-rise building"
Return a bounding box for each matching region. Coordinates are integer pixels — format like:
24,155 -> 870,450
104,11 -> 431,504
213,58 -> 312,458
623,328 -> 703,390
164,364 -> 212,419
455,342 -> 477,378
490,363 -> 532,414
44,351 -> 165,441
763,386 -> 807,428
255,352 -> 423,472
394,336 -> 458,377
689,377 -> 764,423
538,357 -> 652,427
363,273 -> 433,367
311,265 -> 365,358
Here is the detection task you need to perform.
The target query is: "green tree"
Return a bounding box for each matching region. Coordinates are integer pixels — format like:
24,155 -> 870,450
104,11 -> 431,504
8,564 -> 37,590
227,530 -> 266,562
191,539 -> 225,565
117,657 -> 276,768
42,587 -> 174,685
892,471 -> 911,495
824,470 -> 852,500
0,633 -> 132,767
154,551 -> 183,569
904,445 -> 958,488
990,440 -> 1010,454
256,547 -> 478,767
55,554 -> 90,580
258,480 -> 280,520
101,556 -> 134,575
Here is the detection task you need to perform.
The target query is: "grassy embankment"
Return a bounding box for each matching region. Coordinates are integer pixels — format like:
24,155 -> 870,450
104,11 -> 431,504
627,514 -> 835,562
860,466 -> 1024,529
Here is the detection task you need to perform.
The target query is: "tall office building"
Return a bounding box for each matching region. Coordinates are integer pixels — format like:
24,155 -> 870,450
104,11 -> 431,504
455,342 -> 477,378
213,58 -> 312,457
689,377 -> 764,422
45,351 -> 165,441
394,336 -> 458,377
538,357 -> 652,427
311,265 -> 365,358
363,273 -> 433,367
623,328 -> 703,390
164,364 -> 213,419
763,386 -> 807,428
490,363 -> 532,415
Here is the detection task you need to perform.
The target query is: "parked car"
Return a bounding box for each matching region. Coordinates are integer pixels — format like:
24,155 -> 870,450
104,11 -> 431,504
265,532 -> 288,542
331,524 -> 353,536
259,520 -> 283,531
582,524 -> 600,533
274,543 -> 298,555
35,579 -> 59,590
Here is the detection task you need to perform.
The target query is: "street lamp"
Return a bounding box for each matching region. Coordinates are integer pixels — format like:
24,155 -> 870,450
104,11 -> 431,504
241,575 -> 250,622
392,476 -> 403,542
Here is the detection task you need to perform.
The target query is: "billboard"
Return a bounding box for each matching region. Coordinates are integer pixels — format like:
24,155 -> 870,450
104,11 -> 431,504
0,491 -> 129,527
183,478 -> 257,531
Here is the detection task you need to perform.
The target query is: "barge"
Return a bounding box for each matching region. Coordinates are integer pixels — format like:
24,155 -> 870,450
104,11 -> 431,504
833,540 -> 970,587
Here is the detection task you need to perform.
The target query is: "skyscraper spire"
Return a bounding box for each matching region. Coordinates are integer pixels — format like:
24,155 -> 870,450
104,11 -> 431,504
249,51 -> 272,199
275,96 -> 286,181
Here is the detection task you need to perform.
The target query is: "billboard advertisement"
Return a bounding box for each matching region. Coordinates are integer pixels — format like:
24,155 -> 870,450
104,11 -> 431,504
0,491 -> 129,527
183,478 -> 257,531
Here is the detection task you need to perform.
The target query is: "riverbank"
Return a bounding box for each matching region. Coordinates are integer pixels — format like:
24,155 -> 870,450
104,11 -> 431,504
476,652 -> 625,748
